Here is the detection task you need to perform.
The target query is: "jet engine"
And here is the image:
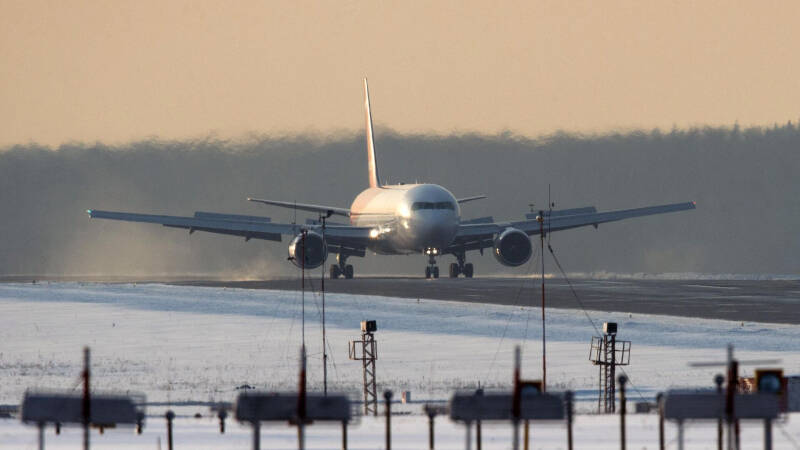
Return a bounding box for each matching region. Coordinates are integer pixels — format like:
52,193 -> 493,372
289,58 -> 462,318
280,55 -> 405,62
288,231 -> 328,269
493,228 -> 532,267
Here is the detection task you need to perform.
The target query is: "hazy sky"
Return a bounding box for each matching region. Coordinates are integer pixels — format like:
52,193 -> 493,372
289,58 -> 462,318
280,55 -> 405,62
2,0 -> 799,147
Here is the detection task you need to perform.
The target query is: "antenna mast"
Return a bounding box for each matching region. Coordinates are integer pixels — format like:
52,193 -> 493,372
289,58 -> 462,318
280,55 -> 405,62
537,210 -> 547,392
321,214 -> 328,396
301,229 -> 306,348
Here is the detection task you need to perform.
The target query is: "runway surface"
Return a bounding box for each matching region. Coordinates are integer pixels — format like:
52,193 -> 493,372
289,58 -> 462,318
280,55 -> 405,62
172,276 -> 800,324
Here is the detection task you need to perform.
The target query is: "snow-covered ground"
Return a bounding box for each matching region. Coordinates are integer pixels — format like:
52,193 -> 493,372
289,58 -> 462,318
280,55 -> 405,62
0,282 -> 799,448
4,414 -> 800,449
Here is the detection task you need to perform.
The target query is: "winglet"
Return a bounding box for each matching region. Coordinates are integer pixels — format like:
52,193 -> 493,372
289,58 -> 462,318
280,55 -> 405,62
364,78 -> 381,188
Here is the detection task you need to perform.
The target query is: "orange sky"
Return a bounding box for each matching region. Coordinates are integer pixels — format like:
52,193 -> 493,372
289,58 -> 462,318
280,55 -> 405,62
1,0 -> 798,147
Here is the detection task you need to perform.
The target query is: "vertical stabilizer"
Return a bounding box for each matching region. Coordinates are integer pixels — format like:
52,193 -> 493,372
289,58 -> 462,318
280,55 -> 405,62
363,78 -> 381,188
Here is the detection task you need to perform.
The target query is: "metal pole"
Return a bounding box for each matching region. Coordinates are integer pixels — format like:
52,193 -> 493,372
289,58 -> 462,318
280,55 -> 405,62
512,346 -> 521,450
38,422 -> 44,450
165,410 -> 175,450
657,394 -> 665,450
427,409 -> 435,450
764,419 -> 772,450
384,390 -> 393,450
512,420 -> 520,450
321,216 -> 328,396
252,421 -> 261,450
476,388 -> 484,450
726,344 -> 734,450
715,374 -> 724,450
301,230 -> 306,347
465,422 -> 472,450
610,334 -> 616,413
677,420 -> 684,450
476,419 -> 482,450
599,343 -> 603,413
524,420 -> 530,450
566,391 -> 574,450
82,347 -> 90,450
538,212 -> 546,391
298,346 -> 307,450
735,419 -> 741,450
342,420 -> 348,450
218,410 -> 227,434
619,375 -> 627,450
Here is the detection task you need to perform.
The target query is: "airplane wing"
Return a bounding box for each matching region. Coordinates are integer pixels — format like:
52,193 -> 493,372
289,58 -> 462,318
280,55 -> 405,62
247,197 -> 351,217
456,195 -> 487,204
447,201 -> 696,253
87,209 -> 372,253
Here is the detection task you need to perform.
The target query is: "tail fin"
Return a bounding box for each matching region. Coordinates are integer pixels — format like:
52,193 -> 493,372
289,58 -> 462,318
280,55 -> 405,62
363,78 -> 381,188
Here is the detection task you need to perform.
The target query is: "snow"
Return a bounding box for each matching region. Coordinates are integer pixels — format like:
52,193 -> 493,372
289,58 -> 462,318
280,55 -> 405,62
1,281 -> 799,448
2,413 -> 800,449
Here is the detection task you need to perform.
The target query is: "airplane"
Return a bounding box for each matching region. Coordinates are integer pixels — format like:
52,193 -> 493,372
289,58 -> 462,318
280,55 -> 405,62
87,79 -> 696,279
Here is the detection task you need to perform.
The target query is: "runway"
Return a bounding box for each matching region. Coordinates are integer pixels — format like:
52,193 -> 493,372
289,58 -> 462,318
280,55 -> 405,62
173,276 -> 800,325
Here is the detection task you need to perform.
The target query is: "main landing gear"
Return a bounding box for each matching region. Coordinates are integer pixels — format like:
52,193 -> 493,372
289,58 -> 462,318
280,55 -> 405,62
329,254 -> 354,279
425,253 -> 439,279
448,252 -> 474,278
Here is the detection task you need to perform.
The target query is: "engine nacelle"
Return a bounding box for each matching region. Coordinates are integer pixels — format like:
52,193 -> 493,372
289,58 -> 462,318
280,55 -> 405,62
288,231 -> 328,269
493,228 -> 532,267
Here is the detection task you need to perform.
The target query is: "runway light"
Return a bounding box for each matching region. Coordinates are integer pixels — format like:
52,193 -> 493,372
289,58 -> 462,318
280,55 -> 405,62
755,369 -> 784,394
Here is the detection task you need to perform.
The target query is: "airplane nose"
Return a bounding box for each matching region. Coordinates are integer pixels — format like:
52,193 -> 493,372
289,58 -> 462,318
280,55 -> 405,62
413,213 -> 457,248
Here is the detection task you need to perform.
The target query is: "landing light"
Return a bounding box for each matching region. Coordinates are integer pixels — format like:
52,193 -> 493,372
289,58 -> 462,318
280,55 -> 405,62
398,204 -> 411,218
369,229 -> 380,238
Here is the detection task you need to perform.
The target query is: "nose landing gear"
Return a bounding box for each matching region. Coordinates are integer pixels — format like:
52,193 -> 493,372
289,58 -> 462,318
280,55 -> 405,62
330,254 -> 354,279
425,253 -> 439,279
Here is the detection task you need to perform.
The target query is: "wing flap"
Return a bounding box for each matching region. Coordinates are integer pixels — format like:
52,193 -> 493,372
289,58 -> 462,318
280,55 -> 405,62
88,209 -> 373,250
525,206 -> 597,220
448,201 -> 695,253
88,209 -> 296,242
513,201 -> 696,235
194,211 -> 271,223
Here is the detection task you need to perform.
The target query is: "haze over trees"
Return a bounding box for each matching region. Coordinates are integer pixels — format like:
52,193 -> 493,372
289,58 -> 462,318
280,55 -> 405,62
1,123 -> 798,277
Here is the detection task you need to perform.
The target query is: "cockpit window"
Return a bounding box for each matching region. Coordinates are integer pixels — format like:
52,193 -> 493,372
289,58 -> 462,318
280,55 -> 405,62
412,202 -> 455,210
435,202 -> 455,210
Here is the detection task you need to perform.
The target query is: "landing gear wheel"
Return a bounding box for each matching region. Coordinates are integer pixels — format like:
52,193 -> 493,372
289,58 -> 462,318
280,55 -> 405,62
425,267 -> 432,279
330,265 -> 341,279
344,264 -> 354,279
432,266 -> 439,278
449,263 -> 459,278
463,263 -> 474,278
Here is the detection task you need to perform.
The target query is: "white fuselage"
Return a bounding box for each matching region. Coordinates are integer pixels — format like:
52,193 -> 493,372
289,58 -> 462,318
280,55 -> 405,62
350,184 -> 460,255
